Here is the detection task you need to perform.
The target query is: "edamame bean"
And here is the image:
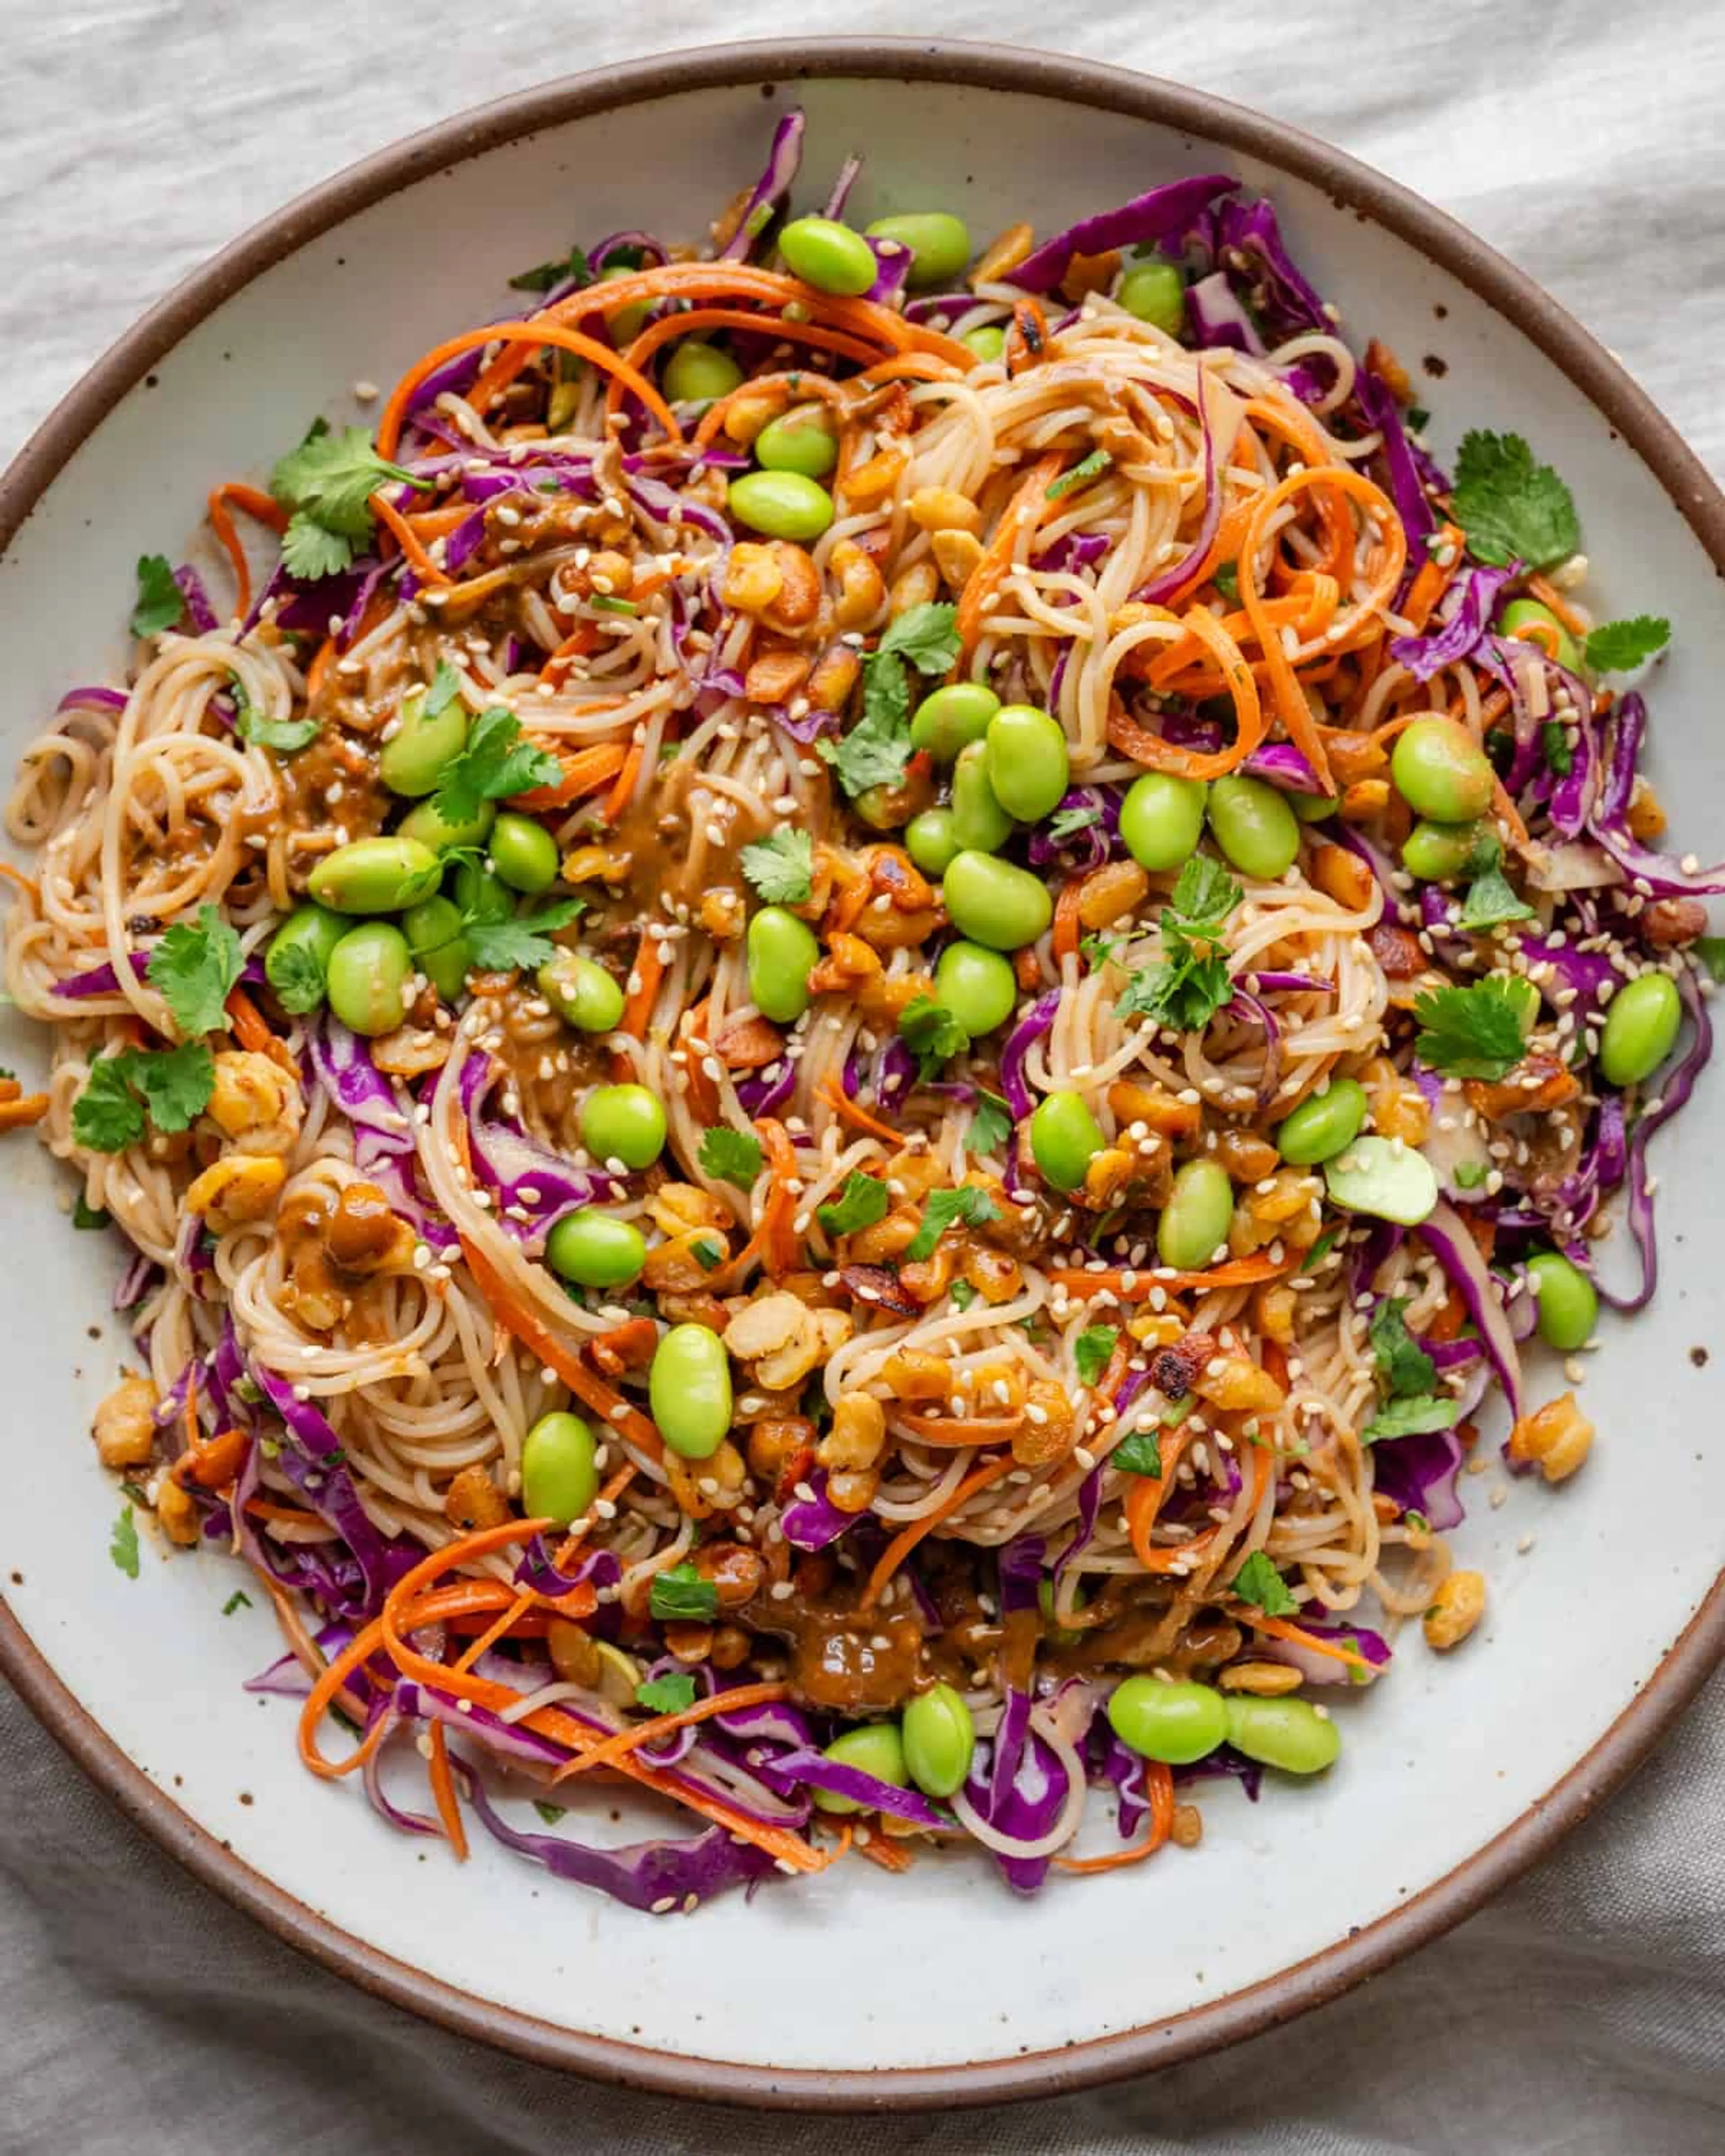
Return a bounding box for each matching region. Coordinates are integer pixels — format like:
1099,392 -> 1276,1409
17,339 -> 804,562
648,1323 -> 733,1460
1502,976 -> 1541,1038
379,685 -> 469,799
810,1722 -> 909,1814
1208,773 -> 1301,880
985,703 -> 1070,823
778,215 -> 878,297
488,812 -> 560,894
1223,1694 -> 1340,1775
597,261 -> 649,345
402,896 -> 471,1003
1526,1250 -> 1599,1352
727,469 -> 836,543
1500,596 -> 1582,675
746,906 -> 820,1023
1390,717 -> 1496,823
307,836 -> 442,915
451,858 -> 514,926
265,903 -> 346,1010
901,1683 -> 975,1799
1116,259 -> 1186,336
753,403 -> 838,480
662,339 -> 743,406
962,324 -> 1006,362
324,923 -> 412,1037
397,795 -> 497,853
905,807 -> 961,877
1107,1675 -> 1229,1764
1157,1157 -> 1235,1270
1276,1078 -> 1368,1167
579,1082 -> 668,1170
1030,1091 -> 1106,1193
520,1410 -> 600,1527
934,940 -> 1018,1035
941,850 -> 1054,950
1324,1134 -> 1439,1225
864,211 -> 971,289
1401,819 -> 1485,883
948,741 -> 1014,854
911,681 -> 1000,763
1291,790 -> 1336,824
1599,971 -> 1681,1087
545,1208 -> 647,1290
1120,771 -> 1208,871
537,950 -> 624,1032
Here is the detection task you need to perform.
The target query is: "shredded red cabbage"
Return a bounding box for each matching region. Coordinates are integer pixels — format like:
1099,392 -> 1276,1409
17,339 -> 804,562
1011,174 -> 1237,296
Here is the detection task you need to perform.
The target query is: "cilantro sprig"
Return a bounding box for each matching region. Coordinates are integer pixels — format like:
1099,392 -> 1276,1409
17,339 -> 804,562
818,1170 -> 891,1238
1369,1298 -> 1437,1400
740,828 -> 814,905
270,419 -> 433,580
635,1671 -> 699,1714
1451,430 -> 1580,571
968,1091 -> 1013,1155
1111,1427 -> 1164,1478
146,904 -> 243,1038
1231,1550 -> 1297,1616
460,897 -> 583,975
1361,1394 -> 1461,1444
232,676 -> 319,757
818,604 -> 959,799
1073,1325 -> 1118,1387
904,1184 -> 999,1263
699,1127 -> 764,1185
1584,614 -> 1670,674
129,555 -> 184,640
1411,977 -> 1529,1081
1117,855 -> 1242,1033
1454,833 -> 1535,934
434,707 -> 562,828
110,1505 -> 140,1580
509,243 -> 594,295
73,1044 -> 216,1154
898,994 -> 971,1078
648,1562 -> 719,1622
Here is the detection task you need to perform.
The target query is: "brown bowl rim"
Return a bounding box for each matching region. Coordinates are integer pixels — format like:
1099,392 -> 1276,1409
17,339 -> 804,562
2,32 -> 1722,2113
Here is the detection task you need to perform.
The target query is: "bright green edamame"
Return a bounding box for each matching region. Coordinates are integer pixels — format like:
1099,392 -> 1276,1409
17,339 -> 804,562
402,896 -> 471,1003
662,339 -> 743,406
962,324 -> 1006,362
906,807 -> 960,877
985,703 -> 1070,823
579,1082 -> 668,1170
325,923 -> 412,1037
1526,1250 -> 1599,1352
488,812 -> 560,894
1120,771 -> 1208,872
1223,1693 -> 1340,1775
811,1722 -> 909,1814
597,262 -> 649,345
911,681 -> 1000,763
1402,819 -> 1485,883
1276,1078 -> 1368,1167
1107,1676 -> 1229,1764
941,850 -> 1054,951
948,742 -> 1014,854
1324,1134 -> 1439,1225
1291,790 -> 1337,824
1116,259 -> 1186,336
1500,596 -> 1582,675
753,403 -> 838,480
1503,975 -> 1541,1038
307,836 -> 442,915
379,686 -> 469,799
648,1324 -> 733,1461
902,1684 -> 975,1799
265,903 -> 346,1010
397,794 -> 496,853
451,858 -> 514,926
727,469 -> 836,543
1157,1157 -> 1235,1270
544,1209 -> 646,1290
1390,717 -> 1496,823
934,941 -> 1018,1035
1599,972 -> 1682,1087
746,906 -> 820,1023
778,215 -> 878,297
1030,1091 -> 1106,1193
1208,773 -> 1301,880
520,1411 -> 600,1527
537,951 -> 624,1032
864,211 -> 971,289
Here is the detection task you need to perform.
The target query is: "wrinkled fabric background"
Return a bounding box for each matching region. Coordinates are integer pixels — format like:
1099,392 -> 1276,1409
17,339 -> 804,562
4,6 -> 1724,2149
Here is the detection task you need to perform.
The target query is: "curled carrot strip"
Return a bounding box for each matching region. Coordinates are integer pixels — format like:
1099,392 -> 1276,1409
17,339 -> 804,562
376,320 -> 684,459
509,739 -> 628,811
370,490 -> 450,587
860,1454 -> 1015,1611
1053,1760 -> 1174,1872
1243,1612 -> 1374,1674
550,1680 -> 790,1783
206,482 -> 287,621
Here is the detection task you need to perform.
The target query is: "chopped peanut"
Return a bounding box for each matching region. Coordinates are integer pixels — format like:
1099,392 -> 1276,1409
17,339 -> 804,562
829,539 -> 886,630
93,1374 -> 159,1469
185,1152 -> 287,1233
1508,1392 -> 1593,1482
888,560 -> 940,619
840,448 -> 908,509
1216,1129 -> 1280,1182
444,1464 -> 509,1532
1170,1803 -> 1203,1849
747,1414 -> 815,1480
827,1467 -> 880,1514
820,1394 -> 887,1473
721,1291 -> 810,1364
973,222 -> 1034,285
883,1349 -> 952,1404
908,486 -> 982,536
1339,779 -> 1392,824
745,647 -> 811,704
697,889 -> 746,942
721,541 -> 783,615
156,1477 -> 201,1546
1626,778 -> 1666,842
1195,1354 -> 1285,1414
762,542 -> 820,632
931,528 -> 984,589
1363,1055 -> 1431,1145
664,1439 -> 747,1519
1013,1379 -> 1077,1467
692,1542 -> 766,1609
1253,1280 -> 1298,1345
370,1025 -> 451,1078
1107,1079 -> 1201,1140
1423,1568 -> 1486,1650
1077,860 -> 1150,929
1311,841 -> 1375,911
650,1183 -> 732,1236
720,387 -> 786,448
1219,1661 -> 1303,1695
208,1050 -> 302,1156
961,1244 -> 1023,1304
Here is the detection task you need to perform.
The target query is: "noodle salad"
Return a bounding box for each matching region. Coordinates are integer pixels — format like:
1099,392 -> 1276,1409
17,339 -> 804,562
4,110 -> 1717,1910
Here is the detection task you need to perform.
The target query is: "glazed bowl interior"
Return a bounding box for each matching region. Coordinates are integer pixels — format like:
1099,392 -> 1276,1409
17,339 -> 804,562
2,42 -> 1722,2110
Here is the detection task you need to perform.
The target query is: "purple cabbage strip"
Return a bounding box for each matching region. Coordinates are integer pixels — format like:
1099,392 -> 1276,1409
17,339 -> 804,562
779,1471 -> 858,1552
1011,174 -> 1238,295
963,1720 -> 1075,1895
1185,270 -> 1264,355
1137,366 -> 1221,605
307,1020 -> 416,1162
1389,563 -> 1517,683
58,685 -> 128,715
1588,695 -> 1725,896
1214,195 -> 1329,341
1353,367 -> 1437,549
1371,1426 -> 1468,1533
866,236 -> 912,309
173,565 -> 220,634
1000,990 -> 1062,1122
823,151 -> 862,222
720,108 -> 806,262
1418,1199 -> 1523,1421
763,1747 -> 950,1831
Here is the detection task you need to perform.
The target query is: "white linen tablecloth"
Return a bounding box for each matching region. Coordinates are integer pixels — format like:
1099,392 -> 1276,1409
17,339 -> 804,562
4,5 -> 1723,2147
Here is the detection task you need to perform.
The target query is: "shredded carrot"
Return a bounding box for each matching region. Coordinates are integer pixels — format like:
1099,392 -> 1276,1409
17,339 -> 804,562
816,1075 -> 901,1144
550,1680 -> 790,1783
206,481 -> 288,621
1243,1613 -> 1374,1675
1048,1251 -> 1288,1299
171,1425 -> 247,1491
403,503 -> 476,541
224,984 -> 275,1054
544,261 -> 966,361
370,490 -> 450,587
1051,875 -> 1085,963
894,1413 -> 1025,1447
859,1454 -> 1015,1611
602,739 -> 644,823
1053,1760 -> 1174,1873
425,1722 -> 469,1861
956,453 -> 1063,663
1125,1430 -> 1192,1572
245,1499 -> 328,1527
0,1095 -> 49,1132
1106,605 -> 1267,780
451,1590 -> 536,1671
0,862 -> 41,903
590,1316 -> 659,1374
856,1833 -> 916,1873
508,739 -> 628,811
1401,524 -> 1464,635
754,1117 -> 801,1277
608,306 -> 885,416
618,928 -> 666,1042
1528,573 -> 1589,638
304,638 -> 337,704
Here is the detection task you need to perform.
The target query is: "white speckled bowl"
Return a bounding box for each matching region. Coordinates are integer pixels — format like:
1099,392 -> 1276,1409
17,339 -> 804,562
2,37 -> 1721,2112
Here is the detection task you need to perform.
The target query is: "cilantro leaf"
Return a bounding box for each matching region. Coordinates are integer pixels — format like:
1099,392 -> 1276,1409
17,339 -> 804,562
128,1043 -> 216,1134
461,897 -> 584,975
1584,614 -> 1670,674
1231,1550 -> 1297,1615
1541,720 -> 1574,778
740,828 -> 814,905
1298,1225 -> 1340,1274
1456,862 -> 1535,933
877,602 -> 959,676
1213,560 -> 1240,602
817,1170 -> 891,1238
1361,1393 -> 1460,1444
1369,1298 -> 1437,1399
1451,429 -> 1580,570
280,514 -> 358,582
434,707 -> 563,828
968,1091 -> 1013,1155
692,1236 -> 724,1270
130,555 -> 184,639
270,420 -> 430,579
146,903 -> 243,1038
231,677 -> 319,757
222,1588 -> 252,1615
699,1127 -> 764,1185
1168,855 -> 1240,925
648,1561 -> 719,1621
1412,977 -> 1529,1080
265,935 -> 328,1017
635,1671 -> 699,1714
72,1057 -> 146,1153
1454,1160 -> 1489,1190
424,662 -> 464,718
1047,806 -> 1101,843
819,691 -> 912,799
1080,931 -> 1121,972
904,1184 -> 1000,1264
509,243 -> 593,294
898,994 -> 971,1078
72,1194 -> 111,1230
1694,937 -> 1725,985
1111,1427 -> 1164,1477
1046,450 -> 1113,501
532,1798 -> 566,1825
110,1505 -> 140,1580
1116,858 -> 1242,1033
1073,1325 -> 1119,1387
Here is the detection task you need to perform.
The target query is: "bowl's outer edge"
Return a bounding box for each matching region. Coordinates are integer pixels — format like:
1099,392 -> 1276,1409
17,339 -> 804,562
2,33 -> 1723,2114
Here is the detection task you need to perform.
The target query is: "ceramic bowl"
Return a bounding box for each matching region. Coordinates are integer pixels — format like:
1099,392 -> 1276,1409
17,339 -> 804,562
2,36 -> 1721,2112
